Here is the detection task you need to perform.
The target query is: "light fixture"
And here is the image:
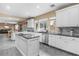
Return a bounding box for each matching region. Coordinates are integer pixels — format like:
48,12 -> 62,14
4,26 -> 9,29
6,5 -> 10,11
36,5 -> 40,9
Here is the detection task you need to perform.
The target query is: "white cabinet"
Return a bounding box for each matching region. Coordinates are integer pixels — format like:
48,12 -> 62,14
49,35 -> 56,46
49,34 -> 79,55
15,35 -> 39,56
38,33 -> 42,42
56,4 -> 79,27
49,35 -> 62,48
56,9 -> 68,27
64,37 -> 79,54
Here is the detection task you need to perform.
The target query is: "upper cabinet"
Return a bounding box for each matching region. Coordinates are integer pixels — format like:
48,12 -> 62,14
56,4 -> 79,27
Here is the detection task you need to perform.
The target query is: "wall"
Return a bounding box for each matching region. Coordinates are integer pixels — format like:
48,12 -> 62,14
50,21 -> 60,34
35,11 -> 56,20
34,11 -> 59,33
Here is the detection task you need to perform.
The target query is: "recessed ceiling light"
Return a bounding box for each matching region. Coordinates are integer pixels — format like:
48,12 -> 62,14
6,5 -> 10,11
36,5 -> 40,9
4,26 -> 9,29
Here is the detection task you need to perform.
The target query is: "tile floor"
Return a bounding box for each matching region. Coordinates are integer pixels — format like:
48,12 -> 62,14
0,34 -> 77,56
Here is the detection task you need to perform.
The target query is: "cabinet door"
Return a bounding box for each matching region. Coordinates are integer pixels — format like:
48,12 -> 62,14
56,36 -> 66,49
28,39 -> 39,56
49,35 -> 62,48
54,36 -> 69,49
58,36 -> 79,53
56,10 -> 64,27
67,5 -> 79,26
38,33 -> 42,42
53,35 -> 62,48
59,37 -> 71,50
49,35 -> 79,55
49,35 -> 56,46
49,35 -> 53,45
66,37 -> 79,54
56,7 -> 70,27
60,37 -> 79,55
72,38 -> 79,54
56,4 -> 79,27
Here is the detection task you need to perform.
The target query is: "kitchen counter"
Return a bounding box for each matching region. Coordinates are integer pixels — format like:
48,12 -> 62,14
48,33 -> 79,38
15,32 -> 40,56
18,34 -> 40,39
48,32 -> 79,55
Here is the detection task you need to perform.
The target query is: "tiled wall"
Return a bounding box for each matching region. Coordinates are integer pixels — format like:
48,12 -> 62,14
59,27 -> 79,36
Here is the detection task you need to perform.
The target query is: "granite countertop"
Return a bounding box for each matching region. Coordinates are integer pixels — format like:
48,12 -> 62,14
36,32 -> 79,38
48,33 -> 79,38
17,34 -> 40,39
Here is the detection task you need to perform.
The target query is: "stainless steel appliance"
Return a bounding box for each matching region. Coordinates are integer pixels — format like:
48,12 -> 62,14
39,31 -> 49,44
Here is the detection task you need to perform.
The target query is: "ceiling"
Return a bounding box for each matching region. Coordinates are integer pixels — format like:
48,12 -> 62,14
0,3 -> 76,24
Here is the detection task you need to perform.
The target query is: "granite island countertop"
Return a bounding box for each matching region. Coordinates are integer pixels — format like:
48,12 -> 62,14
17,33 -> 40,39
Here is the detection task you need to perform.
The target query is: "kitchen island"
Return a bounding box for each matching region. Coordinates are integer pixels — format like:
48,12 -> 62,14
15,32 -> 40,56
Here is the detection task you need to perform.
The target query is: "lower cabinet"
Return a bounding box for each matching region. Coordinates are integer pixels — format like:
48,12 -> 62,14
49,35 -> 56,46
65,38 -> 79,54
49,35 -> 79,55
38,33 -> 42,42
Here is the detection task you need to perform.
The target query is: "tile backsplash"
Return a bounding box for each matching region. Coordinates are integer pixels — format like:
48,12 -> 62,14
59,27 -> 79,36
